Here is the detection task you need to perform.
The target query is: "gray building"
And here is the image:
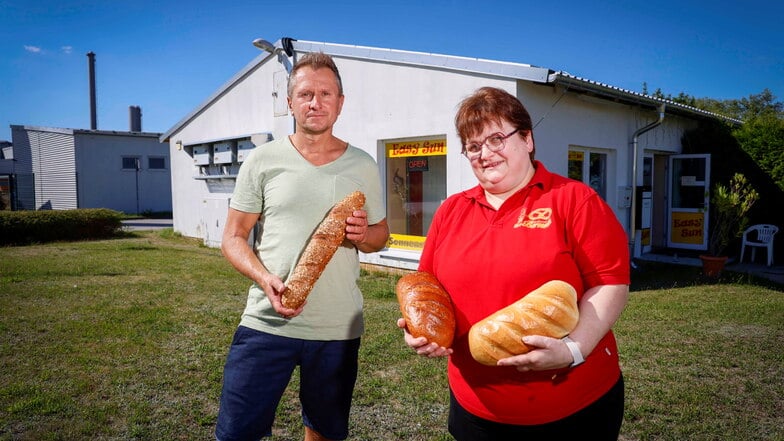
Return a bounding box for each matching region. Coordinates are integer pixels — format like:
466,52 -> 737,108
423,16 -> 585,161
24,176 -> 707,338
6,125 -> 171,214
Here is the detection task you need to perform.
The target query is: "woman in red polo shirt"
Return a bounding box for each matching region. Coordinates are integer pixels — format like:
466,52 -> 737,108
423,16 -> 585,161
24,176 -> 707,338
398,86 -> 630,440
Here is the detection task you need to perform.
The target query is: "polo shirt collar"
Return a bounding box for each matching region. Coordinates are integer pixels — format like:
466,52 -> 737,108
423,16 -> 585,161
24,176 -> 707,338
461,160 -> 550,206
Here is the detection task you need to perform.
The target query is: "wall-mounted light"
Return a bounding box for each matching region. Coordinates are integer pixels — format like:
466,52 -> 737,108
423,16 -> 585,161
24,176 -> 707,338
253,37 -> 296,57
252,38 -> 277,54
252,37 -> 296,74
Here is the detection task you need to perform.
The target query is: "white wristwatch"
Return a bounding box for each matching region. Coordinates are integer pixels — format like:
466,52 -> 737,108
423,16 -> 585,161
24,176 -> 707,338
562,336 -> 585,367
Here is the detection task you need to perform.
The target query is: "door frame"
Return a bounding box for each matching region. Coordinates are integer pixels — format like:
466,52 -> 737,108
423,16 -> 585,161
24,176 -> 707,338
667,154 -> 711,250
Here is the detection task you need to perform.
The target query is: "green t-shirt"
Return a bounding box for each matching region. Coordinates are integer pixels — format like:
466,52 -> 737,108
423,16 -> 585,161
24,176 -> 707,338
229,136 -> 385,340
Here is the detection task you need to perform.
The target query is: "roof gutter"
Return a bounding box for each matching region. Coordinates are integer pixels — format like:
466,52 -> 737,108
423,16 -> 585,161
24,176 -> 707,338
629,104 -> 665,264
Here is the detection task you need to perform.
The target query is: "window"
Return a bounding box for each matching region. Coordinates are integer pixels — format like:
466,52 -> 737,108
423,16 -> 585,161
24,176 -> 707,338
568,149 -> 608,200
122,157 -> 140,170
0,175 -> 12,211
148,157 -> 166,169
384,137 -> 447,251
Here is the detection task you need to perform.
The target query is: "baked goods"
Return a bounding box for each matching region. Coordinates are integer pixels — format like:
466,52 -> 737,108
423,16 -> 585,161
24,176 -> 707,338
395,271 -> 455,348
468,280 -> 579,365
281,191 -> 366,309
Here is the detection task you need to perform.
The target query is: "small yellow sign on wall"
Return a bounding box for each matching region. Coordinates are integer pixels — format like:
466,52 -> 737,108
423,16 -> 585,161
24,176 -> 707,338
387,233 -> 426,251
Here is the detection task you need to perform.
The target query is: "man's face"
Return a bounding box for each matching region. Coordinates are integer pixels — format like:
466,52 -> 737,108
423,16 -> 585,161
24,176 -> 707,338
287,66 -> 345,135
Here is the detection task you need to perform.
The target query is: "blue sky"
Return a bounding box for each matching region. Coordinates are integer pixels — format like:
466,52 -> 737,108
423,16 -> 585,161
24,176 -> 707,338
1,0 -> 782,142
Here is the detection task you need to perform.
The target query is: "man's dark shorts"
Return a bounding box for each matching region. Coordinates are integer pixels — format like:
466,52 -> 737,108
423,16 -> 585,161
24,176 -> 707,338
215,326 -> 361,441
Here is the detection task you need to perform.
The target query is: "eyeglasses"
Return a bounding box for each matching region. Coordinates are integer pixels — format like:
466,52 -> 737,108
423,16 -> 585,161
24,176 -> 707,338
462,129 -> 520,160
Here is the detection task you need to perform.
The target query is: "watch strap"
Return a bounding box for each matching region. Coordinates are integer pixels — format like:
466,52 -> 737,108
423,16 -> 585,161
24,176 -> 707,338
562,336 -> 585,367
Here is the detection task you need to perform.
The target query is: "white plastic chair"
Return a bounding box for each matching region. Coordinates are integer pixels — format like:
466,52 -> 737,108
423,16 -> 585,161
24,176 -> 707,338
740,224 -> 778,266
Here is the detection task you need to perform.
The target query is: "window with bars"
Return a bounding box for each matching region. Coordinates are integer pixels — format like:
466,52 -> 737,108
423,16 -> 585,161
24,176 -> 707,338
122,157 -> 140,170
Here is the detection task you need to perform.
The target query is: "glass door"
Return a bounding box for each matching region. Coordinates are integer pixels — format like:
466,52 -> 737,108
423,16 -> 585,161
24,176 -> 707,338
667,154 -> 710,250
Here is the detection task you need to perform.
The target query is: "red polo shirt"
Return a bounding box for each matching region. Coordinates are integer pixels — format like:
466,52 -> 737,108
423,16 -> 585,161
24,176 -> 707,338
419,161 -> 630,425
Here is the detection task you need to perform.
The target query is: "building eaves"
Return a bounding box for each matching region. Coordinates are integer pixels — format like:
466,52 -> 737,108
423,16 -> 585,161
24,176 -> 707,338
292,40 -> 553,82
549,71 -> 743,125
72,128 -> 163,138
11,125 -> 74,135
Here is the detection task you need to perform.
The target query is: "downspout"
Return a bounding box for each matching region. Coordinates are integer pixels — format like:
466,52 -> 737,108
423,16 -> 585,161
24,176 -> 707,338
629,104 -> 665,265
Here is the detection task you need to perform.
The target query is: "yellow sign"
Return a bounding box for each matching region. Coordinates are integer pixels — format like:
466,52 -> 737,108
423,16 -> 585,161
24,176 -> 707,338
568,150 -> 584,161
670,212 -> 704,245
387,233 -> 426,251
387,139 -> 447,158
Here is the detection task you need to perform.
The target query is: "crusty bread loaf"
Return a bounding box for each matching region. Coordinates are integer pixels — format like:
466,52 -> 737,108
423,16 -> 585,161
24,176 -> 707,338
281,191 -> 366,309
468,280 -> 579,366
395,271 -> 455,348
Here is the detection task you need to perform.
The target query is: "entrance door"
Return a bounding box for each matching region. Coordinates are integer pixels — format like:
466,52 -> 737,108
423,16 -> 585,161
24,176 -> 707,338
201,197 -> 229,248
667,154 -> 710,250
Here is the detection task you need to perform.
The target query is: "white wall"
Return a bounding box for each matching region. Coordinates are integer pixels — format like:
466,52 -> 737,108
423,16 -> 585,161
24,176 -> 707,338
167,57 -> 285,239
166,54 -> 520,247
165,52 -> 697,269
526,85 -> 695,226
335,58 -> 516,196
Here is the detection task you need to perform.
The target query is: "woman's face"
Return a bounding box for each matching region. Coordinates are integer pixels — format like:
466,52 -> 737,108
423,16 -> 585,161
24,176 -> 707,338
465,120 -> 535,195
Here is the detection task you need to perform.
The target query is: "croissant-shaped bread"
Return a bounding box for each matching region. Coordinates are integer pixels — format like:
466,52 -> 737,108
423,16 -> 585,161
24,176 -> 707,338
281,191 -> 365,309
468,280 -> 579,366
396,271 -> 455,348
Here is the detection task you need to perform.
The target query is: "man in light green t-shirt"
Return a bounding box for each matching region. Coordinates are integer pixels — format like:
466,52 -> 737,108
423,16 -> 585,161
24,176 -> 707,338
215,52 -> 389,441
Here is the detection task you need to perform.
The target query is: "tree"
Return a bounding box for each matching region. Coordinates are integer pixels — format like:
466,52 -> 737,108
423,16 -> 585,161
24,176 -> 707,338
645,86 -> 784,191
693,88 -> 782,121
733,114 -> 784,192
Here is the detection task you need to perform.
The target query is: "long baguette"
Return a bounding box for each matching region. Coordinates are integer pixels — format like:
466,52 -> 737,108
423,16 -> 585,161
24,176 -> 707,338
468,280 -> 579,366
281,191 -> 366,309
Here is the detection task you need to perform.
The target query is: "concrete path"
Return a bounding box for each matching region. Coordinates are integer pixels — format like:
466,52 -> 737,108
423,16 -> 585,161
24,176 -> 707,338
121,218 -> 173,231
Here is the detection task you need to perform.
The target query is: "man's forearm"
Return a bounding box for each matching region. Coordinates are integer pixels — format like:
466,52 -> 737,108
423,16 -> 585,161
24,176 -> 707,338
222,236 -> 269,284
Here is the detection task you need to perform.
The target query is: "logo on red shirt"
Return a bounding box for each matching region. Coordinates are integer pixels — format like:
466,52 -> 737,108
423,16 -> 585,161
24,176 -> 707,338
514,207 -> 552,229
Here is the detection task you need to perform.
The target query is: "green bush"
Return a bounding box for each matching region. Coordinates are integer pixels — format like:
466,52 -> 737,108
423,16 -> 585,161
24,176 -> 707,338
0,208 -> 123,245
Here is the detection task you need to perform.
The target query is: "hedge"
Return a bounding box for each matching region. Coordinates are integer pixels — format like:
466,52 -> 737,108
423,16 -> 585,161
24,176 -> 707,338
0,209 -> 124,245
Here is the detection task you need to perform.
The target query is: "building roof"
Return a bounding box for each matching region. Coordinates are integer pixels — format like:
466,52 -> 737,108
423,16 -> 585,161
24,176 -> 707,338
548,72 -> 742,124
160,38 -> 741,142
12,125 -> 162,138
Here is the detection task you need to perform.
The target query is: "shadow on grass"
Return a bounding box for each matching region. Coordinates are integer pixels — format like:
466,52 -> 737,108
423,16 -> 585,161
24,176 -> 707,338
630,260 -> 784,292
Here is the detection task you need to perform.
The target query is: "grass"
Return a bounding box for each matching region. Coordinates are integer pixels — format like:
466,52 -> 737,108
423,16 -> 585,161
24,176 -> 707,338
1,231 -> 782,440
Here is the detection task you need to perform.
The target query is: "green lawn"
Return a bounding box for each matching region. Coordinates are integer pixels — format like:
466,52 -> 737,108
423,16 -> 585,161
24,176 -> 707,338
1,230 -> 782,440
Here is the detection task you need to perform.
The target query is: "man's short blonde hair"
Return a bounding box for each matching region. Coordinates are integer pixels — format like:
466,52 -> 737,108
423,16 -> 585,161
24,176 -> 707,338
287,52 -> 343,97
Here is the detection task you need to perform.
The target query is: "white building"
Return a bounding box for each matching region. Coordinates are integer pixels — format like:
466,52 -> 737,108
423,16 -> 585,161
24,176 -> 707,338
7,125 -> 171,214
161,38 -> 732,271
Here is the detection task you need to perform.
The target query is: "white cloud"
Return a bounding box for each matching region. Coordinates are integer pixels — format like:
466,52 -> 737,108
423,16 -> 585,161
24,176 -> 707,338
24,45 -> 42,53
61,46 -> 73,54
